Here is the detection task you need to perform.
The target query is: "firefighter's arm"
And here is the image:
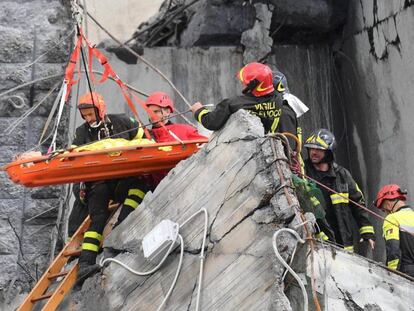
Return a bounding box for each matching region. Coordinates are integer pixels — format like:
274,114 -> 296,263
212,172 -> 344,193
278,104 -> 298,150
383,214 -> 401,270
191,99 -> 232,131
347,173 -> 375,240
126,116 -> 143,140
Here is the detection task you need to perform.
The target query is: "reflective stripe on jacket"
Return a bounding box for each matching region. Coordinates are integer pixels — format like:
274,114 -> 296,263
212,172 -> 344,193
193,93 -> 298,148
304,160 -> 374,248
383,206 -> 414,271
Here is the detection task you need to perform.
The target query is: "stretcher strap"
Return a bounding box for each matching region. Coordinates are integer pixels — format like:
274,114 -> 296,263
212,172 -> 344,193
64,35 -> 82,101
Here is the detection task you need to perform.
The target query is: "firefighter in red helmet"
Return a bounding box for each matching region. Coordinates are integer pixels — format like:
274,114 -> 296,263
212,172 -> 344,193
71,92 -> 152,284
190,62 -> 298,149
375,184 -> 414,277
112,92 -> 208,227
145,91 -> 207,143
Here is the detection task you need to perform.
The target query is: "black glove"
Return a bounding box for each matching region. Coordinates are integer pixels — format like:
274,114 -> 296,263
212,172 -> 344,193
360,232 -> 375,241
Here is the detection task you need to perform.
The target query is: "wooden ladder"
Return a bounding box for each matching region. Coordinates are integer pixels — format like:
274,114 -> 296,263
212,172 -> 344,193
17,216 -> 91,311
17,202 -> 120,311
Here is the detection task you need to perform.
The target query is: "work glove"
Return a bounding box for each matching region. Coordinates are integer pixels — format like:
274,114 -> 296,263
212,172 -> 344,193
360,233 -> 375,250
360,232 -> 375,241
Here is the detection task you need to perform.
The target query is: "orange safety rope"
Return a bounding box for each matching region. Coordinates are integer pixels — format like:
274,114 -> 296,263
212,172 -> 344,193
79,30 -> 179,140
64,34 -> 82,101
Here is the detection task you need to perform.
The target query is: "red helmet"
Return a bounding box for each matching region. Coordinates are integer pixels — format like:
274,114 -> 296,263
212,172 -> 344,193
237,62 -> 274,97
374,184 -> 407,209
145,92 -> 174,112
78,92 -> 107,120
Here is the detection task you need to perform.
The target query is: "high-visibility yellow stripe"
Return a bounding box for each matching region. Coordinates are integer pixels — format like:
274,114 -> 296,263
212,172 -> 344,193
359,226 -> 374,235
310,196 -> 320,206
128,189 -> 145,199
82,242 -> 99,252
344,245 -> 354,251
305,135 -> 314,144
277,82 -> 285,92
355,182 -> 365,199
124,198 -> 139,209
297,126 -> 303,145
330,193 -> 349,205
197,109 -> 209,124
270,117 -> 280,133
316,232 -> 329,241
84,231 -> 103,242
316,136 -> 329,149
133,126 -> 145,140
387,259 -> 399,270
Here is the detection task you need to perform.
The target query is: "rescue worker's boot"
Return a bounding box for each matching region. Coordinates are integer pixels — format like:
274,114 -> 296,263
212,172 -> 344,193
113,205 -> 135,228
76,251 -> 100,286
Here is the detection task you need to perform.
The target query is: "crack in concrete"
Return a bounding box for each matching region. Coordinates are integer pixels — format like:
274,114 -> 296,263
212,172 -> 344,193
207,147 -> 263,241
210,251 -> 266,259
404,0 -> 414,8
122,276 -> 149,307
330,275 -> 365,311
347,0 -> 408,47
211,203 -> 270,245
186,280 -> 198,311
208,159 -> 276,245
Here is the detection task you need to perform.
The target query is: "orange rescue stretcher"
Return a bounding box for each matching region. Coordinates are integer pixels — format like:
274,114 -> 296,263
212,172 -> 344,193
4,139 -> 207,187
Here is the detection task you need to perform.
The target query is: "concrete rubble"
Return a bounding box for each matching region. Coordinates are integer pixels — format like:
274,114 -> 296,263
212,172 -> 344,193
64,110 -> 302,311
61,111 -> 414,311
287,242 -> 414,311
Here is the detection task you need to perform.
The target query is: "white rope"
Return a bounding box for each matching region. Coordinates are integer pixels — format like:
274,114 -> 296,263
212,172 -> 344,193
4,81 -> 61,135
156,234 -> 184,311
179,208 -> 208,311
100,209 -> 209,310
272,228 -> 308,311
48,82 -> 68,153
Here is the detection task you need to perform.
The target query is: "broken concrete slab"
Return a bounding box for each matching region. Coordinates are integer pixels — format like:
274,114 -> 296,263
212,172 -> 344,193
241,3 -> 274,64
68,110 -> 300,311
286,241 -> 414,311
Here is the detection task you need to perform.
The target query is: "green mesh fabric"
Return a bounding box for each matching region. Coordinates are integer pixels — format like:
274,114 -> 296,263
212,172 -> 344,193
292,175 -> 326,220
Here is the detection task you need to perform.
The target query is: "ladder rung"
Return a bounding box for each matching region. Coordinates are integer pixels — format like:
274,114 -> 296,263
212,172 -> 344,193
47,270 -> 69,280
63,249 -> 81,257
31,292 -> 52,302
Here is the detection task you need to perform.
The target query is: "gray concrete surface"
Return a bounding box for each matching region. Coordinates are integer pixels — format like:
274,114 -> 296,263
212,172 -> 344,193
286,241 -> 414,311
69,44 -> 334,140
66,110 -> 302,311
0,1 -> 72,308
337,0 -> 414,260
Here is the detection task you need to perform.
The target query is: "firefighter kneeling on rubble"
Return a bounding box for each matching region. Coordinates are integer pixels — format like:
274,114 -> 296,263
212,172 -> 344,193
375,184 -> 414,277
71,92 -> 151,283
304,129 -> 375,253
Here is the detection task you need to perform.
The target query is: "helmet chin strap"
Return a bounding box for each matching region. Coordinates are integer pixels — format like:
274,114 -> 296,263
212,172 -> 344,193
89,120 -> 102,128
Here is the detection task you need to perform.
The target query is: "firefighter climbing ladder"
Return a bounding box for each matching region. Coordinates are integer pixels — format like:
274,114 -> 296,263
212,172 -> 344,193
17,201 -> 120,311
17,216 -> 90,311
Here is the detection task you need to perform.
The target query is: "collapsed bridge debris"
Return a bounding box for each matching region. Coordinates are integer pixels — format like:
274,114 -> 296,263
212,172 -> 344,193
57,111 -> 414,310
65,110 -> 302,310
